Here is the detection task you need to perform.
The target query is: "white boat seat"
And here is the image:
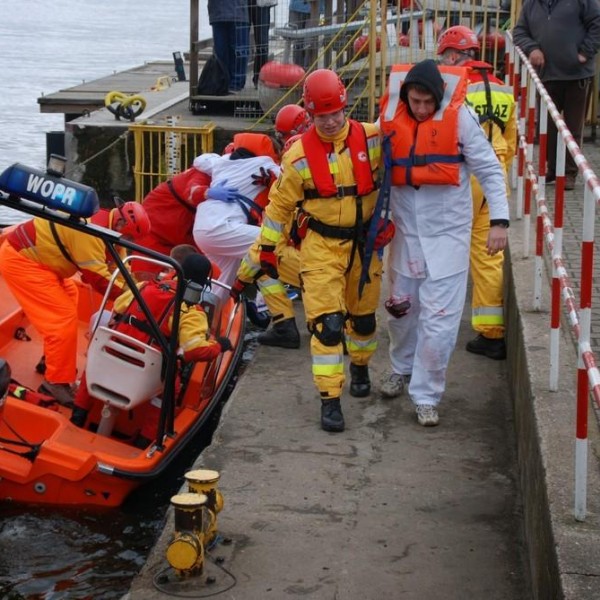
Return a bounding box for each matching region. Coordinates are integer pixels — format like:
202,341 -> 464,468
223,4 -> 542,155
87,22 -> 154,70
85,326 -> 164,409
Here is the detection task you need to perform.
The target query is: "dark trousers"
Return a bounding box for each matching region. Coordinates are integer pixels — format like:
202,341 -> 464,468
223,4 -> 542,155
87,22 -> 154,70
212,22 -> 250,91
545,78 -> 592,177
248,0 -> 271,87
289,9 -> 310,68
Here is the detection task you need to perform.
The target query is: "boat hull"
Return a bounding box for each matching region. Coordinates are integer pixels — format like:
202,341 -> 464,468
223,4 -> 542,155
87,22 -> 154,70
0,267 -> 245,508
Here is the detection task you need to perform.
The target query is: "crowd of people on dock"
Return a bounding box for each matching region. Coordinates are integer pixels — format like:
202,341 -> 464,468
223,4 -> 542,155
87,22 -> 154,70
2,0 -> 599,437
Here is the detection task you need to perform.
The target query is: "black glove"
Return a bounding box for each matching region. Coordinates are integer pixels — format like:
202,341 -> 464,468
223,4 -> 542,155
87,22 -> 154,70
217,336 -> 233,352
251,166 -> 276,188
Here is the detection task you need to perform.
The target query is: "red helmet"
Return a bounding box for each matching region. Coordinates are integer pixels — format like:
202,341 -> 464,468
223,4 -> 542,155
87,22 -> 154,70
116,201 -> 151,238
275,105 -> 310,141
302,69 -> 347,116
283,133 -> 302,155
437,25 -> 480,55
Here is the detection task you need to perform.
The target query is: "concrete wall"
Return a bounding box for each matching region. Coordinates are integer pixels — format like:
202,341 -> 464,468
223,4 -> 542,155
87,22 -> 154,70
504,222 -> 600,599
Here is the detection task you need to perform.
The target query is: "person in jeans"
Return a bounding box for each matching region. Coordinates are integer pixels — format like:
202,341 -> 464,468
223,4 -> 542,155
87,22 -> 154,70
208,0 -> 250,92
513,0 -> 600,190
288,0 -> 323,68
248,0 -> 273,88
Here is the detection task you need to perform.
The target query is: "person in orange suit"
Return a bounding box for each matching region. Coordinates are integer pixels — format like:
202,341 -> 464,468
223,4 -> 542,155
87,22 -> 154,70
131,166 -> 232,280
130,167 -> 211,279
0,202 -> 150,406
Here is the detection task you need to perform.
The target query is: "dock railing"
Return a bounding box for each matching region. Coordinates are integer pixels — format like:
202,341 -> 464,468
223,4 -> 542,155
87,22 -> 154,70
129,120 -> 215,201
187,0 -> 509,125
507,31 -> 600,522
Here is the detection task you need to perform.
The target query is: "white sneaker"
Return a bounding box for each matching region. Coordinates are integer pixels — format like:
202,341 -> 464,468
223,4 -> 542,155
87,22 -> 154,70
380,372 -> 409,398
415,404 -> 439,427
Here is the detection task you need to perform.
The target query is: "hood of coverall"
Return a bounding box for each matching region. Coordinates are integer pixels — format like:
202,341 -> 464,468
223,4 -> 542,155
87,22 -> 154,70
400,59 -> 445,114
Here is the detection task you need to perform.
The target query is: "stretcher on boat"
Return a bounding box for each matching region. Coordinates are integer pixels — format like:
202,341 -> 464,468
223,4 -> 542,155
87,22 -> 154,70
0,162 -> 245,507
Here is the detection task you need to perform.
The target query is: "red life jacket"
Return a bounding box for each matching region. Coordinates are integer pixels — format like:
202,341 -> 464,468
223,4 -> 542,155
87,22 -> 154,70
379,65 -> 468,187
115,279 -> 177,346
300,120 -> 377,198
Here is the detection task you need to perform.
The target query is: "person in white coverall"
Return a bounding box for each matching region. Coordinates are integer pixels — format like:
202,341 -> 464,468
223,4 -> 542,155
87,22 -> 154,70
192,132 -> 281,296
378,59 -> 509,427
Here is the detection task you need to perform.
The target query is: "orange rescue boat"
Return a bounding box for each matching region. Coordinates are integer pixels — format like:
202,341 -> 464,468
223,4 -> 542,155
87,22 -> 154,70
0,162 -> 245,507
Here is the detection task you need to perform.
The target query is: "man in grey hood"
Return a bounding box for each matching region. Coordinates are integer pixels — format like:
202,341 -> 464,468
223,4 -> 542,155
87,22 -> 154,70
513,0 -> 600,190
399,57 -> 445,116
378,59 -> 509,427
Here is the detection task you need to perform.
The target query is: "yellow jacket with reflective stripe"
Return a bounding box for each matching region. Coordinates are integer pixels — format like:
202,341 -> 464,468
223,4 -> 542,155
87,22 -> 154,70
259,120 -> 381,247
7,212 -> 124,289
465,61 -> 517,169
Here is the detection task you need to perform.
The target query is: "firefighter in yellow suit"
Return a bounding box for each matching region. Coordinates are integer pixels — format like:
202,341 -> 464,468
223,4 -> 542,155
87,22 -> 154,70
249,69 -> 383,432
438,25 -> 517,360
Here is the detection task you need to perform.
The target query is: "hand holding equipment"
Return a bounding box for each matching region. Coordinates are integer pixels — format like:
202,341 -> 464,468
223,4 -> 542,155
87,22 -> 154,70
374,218 -> 396,250
259,245 -> 279,279
230,278 -> 247,302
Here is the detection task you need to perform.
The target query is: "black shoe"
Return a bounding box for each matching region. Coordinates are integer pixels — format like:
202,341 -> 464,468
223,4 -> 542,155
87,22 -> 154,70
546,172 -> 556,185
70,406 -> 89,428
466,334 -> 506,360
321,399 -> 345,432
349,363 -> 371,397
257,318 -> 300,349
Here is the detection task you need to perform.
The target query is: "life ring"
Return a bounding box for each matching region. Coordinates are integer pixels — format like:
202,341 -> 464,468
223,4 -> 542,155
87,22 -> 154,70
104,91 -> 147,122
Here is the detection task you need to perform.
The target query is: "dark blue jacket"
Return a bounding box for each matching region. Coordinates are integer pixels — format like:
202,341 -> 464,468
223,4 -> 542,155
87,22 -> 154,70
513,0 -> 600,81
208,0 -> 249,23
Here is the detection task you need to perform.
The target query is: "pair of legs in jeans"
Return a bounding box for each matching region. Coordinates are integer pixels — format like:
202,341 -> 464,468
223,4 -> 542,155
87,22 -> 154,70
212,22 -> 249,91
248,0 -> 271,87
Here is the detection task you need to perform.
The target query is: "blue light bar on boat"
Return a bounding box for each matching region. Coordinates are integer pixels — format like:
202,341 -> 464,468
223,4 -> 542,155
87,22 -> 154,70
0,163 -> 99,218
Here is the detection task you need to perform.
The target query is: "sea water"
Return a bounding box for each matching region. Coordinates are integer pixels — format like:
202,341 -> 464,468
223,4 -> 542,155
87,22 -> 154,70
0,0 -> 211,225
0,1 -> 215,598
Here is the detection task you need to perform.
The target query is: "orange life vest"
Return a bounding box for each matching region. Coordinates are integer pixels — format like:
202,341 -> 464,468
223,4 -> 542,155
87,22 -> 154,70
379,64 -> 468,187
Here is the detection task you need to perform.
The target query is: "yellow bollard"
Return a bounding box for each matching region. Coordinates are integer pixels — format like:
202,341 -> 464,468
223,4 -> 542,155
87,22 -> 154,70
184,469 -> 223,546
166,492 -> 208,576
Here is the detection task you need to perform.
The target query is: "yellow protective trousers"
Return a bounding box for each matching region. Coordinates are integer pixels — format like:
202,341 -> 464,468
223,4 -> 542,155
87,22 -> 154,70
0,242 -> 79,383
470,179 -> 504,339
301,231 -> 382,400
256,242 -> 300,323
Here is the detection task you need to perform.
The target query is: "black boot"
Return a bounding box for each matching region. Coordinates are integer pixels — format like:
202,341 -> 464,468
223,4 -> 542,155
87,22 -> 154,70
321,399 -> 345,432
465,334 -> 506,360
257,318 -> 300,349
349,363 -> 371,397
70,406 -> 89,428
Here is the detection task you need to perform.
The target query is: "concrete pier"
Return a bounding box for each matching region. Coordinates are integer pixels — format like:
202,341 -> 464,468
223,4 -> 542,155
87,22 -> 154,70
125,167 -> 600,598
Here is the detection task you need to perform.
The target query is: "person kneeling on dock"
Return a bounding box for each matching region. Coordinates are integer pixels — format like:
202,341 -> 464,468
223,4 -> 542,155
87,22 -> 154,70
70,253 -> 232,448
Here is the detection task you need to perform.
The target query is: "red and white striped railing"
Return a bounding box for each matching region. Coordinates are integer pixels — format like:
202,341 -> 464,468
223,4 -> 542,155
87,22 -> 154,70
507,33 -> 600,521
